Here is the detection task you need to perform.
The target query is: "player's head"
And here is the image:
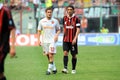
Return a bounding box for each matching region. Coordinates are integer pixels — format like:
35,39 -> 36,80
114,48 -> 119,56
45,7 -> 53,19
66,5 -> 75,16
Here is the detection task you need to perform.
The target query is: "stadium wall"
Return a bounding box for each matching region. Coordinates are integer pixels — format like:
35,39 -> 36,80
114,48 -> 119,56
10,33 -> 120,46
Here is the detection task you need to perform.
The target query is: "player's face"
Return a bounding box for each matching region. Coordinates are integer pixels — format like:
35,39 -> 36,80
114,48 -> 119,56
46,10 -> 52,19
67,7 -> 74,16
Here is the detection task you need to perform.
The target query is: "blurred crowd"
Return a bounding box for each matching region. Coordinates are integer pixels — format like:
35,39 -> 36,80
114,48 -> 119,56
6,0 -> 120,10
3,0 -> 120,33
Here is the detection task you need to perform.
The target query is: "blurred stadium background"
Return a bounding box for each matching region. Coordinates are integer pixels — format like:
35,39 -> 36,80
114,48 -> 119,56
5,0 -> 120,34
3,1 -> 120,80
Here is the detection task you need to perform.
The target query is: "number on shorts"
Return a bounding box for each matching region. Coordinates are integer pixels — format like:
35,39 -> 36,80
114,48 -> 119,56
50,47 -> 54,52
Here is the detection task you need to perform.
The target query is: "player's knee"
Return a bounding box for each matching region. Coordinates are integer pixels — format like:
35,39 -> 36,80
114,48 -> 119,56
72,55 -> 77,59
64,51 -> 68,56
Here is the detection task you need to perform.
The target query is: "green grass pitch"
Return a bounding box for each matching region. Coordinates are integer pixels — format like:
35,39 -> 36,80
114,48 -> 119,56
5,46 -> 120,80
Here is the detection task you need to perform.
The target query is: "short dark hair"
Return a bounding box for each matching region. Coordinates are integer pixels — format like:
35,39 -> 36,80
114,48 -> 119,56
66,5 -> 74,10
45,7 -> 53,12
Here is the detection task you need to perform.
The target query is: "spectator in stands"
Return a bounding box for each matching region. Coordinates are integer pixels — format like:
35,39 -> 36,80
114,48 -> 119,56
22,0 -> 29,9
81,15 -> 88,33
33,0 -> 40,19
45,0 -> 52,8
74,0 -> 82,8
100,27 -> 109,33
14,0 -> 22,10
58,0 -> 64,7
69,0 -> 75,6
63,0 -> 69,7
33,0 -> 40,31
52,0 -> 58,9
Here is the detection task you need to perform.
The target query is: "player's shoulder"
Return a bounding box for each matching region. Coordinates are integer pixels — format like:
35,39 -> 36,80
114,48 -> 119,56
75,15 -> 80,19
40,17 -> 46,21
39,18 -> 46,23
51,18 -> 59,22
63,15 -> 68,18
74,15 -> 80,21
2,6 -> 10,12
51,18 -> 57,21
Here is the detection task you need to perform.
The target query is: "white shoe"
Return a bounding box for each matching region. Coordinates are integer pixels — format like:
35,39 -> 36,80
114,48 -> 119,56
71,70 -> 76,74
62,68 -> 68,74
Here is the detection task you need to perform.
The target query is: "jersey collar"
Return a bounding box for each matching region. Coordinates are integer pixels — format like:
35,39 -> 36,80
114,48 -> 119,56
67,14 -> 75,19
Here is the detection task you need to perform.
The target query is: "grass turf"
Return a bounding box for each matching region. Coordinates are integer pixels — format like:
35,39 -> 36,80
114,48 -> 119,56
5,46 -> 120,80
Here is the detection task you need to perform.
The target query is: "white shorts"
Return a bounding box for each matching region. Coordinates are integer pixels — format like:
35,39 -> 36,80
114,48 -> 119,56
42,43 -> 56,54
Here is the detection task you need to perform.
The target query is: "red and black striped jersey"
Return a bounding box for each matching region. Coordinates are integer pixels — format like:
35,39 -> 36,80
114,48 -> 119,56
63,15 -> 80,42
0,6 -> 15,53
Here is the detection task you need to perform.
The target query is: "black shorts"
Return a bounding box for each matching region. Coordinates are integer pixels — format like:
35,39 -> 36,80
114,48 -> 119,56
0,52 -> 7,73
63,42 -> 78,55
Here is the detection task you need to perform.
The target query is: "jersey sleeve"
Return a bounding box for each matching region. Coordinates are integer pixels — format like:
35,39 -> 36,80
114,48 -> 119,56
6,8 -> 16,30
38,20 -> 42,30
76,17 -> 80,28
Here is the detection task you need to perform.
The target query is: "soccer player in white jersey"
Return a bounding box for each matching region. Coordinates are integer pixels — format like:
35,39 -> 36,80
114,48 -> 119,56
37,7 -> 60,75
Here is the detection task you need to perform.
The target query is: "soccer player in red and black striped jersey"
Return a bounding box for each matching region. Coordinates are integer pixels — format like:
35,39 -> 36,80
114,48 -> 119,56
62,5 -> 80,74
0,1 -> 16,80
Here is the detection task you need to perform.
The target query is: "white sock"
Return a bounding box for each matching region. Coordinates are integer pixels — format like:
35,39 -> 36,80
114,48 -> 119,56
47,63 -> 53,72
53,62 -> 56,71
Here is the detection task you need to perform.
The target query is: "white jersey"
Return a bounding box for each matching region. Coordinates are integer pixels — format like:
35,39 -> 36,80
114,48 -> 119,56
38,18 -> 60,43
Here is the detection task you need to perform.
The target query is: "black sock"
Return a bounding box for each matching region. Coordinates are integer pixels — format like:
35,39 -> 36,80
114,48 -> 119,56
63,56 -> 68,69
49,62 -> 53,64
72,58 -> 77,70
0,77 -> 6,80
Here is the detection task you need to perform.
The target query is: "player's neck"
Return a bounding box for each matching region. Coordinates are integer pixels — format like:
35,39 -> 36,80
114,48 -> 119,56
46,17 -> 51,20
68,14 -> 75,18
0,3 -> 3,9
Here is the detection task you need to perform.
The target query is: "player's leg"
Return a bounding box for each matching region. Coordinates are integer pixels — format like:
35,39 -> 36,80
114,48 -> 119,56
48,43 -> 57,74
71,54 -> 77,74
52,62 -> 57,74
71,43 -> 78,74
42,43 -> 52,75
0,53 -> 7,80
42,43 -> 50,60
48,53 -> 57,74
62,42 -> 69,74
46,53 -> 53,75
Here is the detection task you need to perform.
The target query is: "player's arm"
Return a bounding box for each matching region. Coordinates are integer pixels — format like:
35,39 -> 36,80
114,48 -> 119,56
72,18 -> 80,45
10,28 -> 16,58
37,30 -> 41,46
37,20 -> 42,46
55,29 -> 60,42
73,28 -> 80,42
54,20 -> 61,42
7,8 -> 16,58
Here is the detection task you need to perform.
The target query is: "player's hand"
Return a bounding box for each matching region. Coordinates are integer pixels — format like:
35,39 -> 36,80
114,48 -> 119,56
54,35 -> 58,42
72,38 -> 76,45
38,41 -> 42,46
10,47 -> 16,58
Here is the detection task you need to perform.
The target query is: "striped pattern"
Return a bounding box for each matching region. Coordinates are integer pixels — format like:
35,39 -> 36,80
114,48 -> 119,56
63,15 -> 80,42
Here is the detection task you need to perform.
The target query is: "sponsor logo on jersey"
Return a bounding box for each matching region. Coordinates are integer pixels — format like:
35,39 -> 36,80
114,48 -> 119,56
44,26 -> 53,29
52,21 -> 54,24
66,26 -> 73,29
